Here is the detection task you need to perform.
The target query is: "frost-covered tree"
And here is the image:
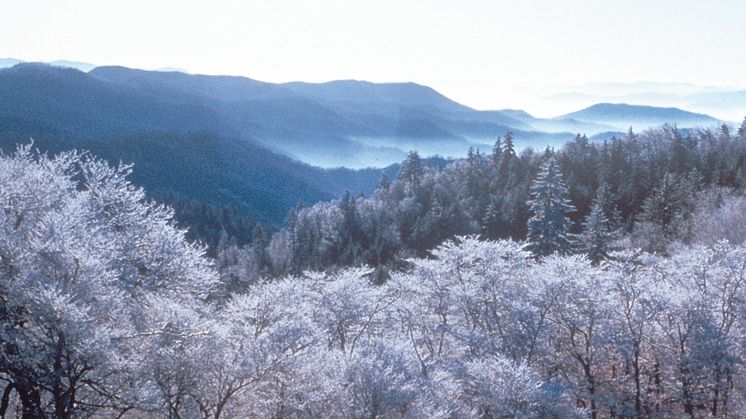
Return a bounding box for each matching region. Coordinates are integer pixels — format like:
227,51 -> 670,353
525,156 -> 576,257
577,197 -> 613,264
0,145 -> 217,417
454,356 -> 583,418
306,267 -> 392,353
639,173 -> 694,239
10,137 -> 746,417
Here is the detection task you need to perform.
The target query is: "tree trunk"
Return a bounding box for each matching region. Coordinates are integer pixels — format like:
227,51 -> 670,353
53,332 -> 71,419
633,347 -> 642,416
16,382 -> 44,419
0,383 -> 16,418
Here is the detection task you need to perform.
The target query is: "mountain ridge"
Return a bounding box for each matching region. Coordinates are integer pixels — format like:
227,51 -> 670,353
0,61 -> 733,226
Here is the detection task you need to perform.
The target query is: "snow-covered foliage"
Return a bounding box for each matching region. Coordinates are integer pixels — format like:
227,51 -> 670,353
525,155 -> 576,257
0,145 -> 217,417
7,145 -> 746,417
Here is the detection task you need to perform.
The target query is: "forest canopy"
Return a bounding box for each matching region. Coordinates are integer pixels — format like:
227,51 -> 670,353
2,117 -> 746,417
216,122 -> 746,286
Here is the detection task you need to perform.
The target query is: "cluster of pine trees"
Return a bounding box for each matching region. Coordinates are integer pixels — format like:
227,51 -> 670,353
217,121 -> 746,286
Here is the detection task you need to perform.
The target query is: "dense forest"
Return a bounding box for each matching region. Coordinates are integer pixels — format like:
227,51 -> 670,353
4,117 -> 746,417
215,121 -> 746,285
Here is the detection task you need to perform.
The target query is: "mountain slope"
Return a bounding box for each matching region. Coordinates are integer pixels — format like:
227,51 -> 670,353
283,80 -> 474,114
0,64 -> 389,225
0,62 -> 730,225
0,63 -> 235,138
90,66 -> 535,165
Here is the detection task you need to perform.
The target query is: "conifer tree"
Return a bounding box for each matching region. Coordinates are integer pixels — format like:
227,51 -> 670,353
640,173 -> 690,239
378,173 -> 391,191
397,150 -> 423,186
525,156 -> 576,257
578,198 -> 612,264
498,131 -> 516,183
492,135 -> 503,167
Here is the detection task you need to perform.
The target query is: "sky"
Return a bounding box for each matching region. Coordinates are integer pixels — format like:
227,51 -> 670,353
2,0 -> 745,118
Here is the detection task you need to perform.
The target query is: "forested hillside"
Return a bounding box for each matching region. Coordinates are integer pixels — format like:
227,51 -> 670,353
0,63 -> 418,245
5,141 -> 746,417
3,64 -> 746,418
215,121 -> 746,284
1,63 -> 726,169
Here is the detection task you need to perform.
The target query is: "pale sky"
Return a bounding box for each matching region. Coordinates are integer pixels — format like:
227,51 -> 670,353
2,0 -> 745,117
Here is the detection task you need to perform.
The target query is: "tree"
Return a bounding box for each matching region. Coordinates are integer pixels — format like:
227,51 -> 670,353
525,156 -> 576,257
497,130 -> 516,188
336,191 -> 362,266
0,145 -> 216,417
397,150 -> 423,187
577,195 -> 613,264
491,135 -> 503,167
636,172 -> 696,251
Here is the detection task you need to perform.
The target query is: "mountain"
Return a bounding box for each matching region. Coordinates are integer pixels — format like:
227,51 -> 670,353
0,63 -> 234,138
0,58 -> 96,71
494,102 -> 721,136
538,82 -> 746,123
282,80 -> 474,115
282,80 -> 532,136
0,58 -> 23,68
0,126 -> 389,228
0,62 -> 732,226
0,64 -> 390,225
85,66 -> 549,167
687,90 -> 746,121
48,60 -> 96,72
0,62 -> 520,224
557,103 -> 722,131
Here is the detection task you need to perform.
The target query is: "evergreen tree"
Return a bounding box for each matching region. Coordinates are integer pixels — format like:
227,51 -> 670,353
378,173 -> 391,191
397,150 -> 423,186
481,199 -> 501,240
492,135 -> 503,167
337,191 -> 362,265
497,131 -> 516,184
639,173 -> 693,240
578,198 -> 612,264
251,223 -> 270,276
525,156 -> 576,257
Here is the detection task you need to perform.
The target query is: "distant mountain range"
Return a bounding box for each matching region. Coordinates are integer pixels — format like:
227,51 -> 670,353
0,61 -> 733,224
0,64 -> 389,225
537,81 -> 746,122
0,57 -> 96,72
2,61 -> 730,166
558,103 -> 720,131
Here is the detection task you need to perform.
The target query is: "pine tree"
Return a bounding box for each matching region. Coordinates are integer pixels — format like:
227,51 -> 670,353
337,191 -> 361,265
498,131 -> 516,181
640,173 -> 690,239
378,173 -> 391,191
492,131 -> 517,200
492,135 -> 503,167
525,156 -> 576,257
481,199 -> 501,240
577,198 -> 612,264
251,223 -> 270,276
397,150 -> 423,185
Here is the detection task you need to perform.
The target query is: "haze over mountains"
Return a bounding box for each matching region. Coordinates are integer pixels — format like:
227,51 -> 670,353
1,59 -> 735,166
535,81 -> 746,122
0,60 -> 739,224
